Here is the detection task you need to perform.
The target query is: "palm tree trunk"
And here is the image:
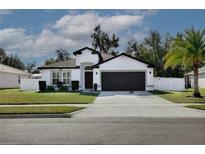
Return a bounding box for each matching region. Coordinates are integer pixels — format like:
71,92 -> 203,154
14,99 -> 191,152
193,65 -> 201,97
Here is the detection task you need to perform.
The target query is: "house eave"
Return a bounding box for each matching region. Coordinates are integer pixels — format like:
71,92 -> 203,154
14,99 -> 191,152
38,66 -> 80,70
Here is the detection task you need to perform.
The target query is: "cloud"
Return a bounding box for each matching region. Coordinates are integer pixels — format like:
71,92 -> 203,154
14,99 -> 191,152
0,10 -> 157,63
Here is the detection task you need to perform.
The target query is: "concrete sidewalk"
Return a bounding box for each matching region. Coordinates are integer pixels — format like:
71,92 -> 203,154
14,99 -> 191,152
73,91 -> 205,118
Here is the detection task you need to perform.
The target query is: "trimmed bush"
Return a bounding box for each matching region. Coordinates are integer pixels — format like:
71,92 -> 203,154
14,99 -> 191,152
46,86 -> 55,91
59,86 -> 68,91
57,81 -> 63,88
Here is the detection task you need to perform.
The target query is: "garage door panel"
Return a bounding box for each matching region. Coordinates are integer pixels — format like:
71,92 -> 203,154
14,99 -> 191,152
101,72 -> 145,91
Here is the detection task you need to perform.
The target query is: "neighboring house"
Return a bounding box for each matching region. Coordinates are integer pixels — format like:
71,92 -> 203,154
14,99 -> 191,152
185,66 -> 205,88
0,64 -> 31,88
31,73 -> 42,79
38,47 -> 154,91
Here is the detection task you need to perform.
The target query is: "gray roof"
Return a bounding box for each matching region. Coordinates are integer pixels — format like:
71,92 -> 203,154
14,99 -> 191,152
38,52 -> 114,69
0,63 -> 30,75
101,53 -> 114,61
38,59 -> 77,69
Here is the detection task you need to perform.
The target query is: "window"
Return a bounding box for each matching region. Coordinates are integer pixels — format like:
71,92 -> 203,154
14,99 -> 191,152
63,72 -> 70,85
52,72 -> 60,85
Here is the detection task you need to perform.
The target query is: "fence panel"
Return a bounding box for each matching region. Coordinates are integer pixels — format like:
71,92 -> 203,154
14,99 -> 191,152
154,77 -> 185,91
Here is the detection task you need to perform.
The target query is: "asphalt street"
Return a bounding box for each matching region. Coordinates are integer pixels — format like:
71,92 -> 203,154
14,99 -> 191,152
0,117 -> 205,145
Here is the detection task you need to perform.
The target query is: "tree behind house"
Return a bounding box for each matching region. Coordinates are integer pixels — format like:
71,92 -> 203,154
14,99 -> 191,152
56,49 -> 72,61
1,54 -> 25,70
91,25 -> 119,55
125,31 -> 185,77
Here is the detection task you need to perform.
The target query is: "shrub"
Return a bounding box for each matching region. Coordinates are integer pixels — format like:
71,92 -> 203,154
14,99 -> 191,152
46,86 -> 55,91
59,86 -> 68,91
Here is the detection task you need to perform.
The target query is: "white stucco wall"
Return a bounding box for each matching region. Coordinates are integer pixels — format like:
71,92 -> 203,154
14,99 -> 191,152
146,68 -> 154,91
0,72 -> 30,88
93,55 -> 154,91
75,49 -> 99,66
93,68 -> 101,90
41,69 -> 51,85
99,55 -> 148,71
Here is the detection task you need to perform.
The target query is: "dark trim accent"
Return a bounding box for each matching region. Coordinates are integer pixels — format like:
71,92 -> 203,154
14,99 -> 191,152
38,66 -> 80,70
73,47 -> 99,55
73,47 -> 103,63
92,53 -> 154,68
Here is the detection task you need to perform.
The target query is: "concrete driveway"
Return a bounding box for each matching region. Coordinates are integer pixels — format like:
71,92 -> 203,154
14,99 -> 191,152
73,91 -> 205,118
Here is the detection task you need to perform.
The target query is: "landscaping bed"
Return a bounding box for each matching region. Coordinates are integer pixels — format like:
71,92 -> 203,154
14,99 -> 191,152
0,89 -> 98,105
150,88 -> 205,103
0,106 -> 84,114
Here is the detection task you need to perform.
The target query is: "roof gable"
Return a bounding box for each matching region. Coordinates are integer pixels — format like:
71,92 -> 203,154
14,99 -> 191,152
92,53 -> 154,68
73,47 -> 103,63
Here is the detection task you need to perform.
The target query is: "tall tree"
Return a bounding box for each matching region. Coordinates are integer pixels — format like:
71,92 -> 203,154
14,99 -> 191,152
25,61 -> 39,74
144,31 -> 172,76
56,49 -> 72,61
44,57 -> 56,65
0,48 -> 6,62
2,54 -> 25,70
164,27 -> 205,97
125,31 -> 185,77
91,25 -> 119,54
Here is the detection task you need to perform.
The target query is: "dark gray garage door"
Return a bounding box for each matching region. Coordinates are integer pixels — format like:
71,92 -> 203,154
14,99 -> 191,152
101,72 -> 145,91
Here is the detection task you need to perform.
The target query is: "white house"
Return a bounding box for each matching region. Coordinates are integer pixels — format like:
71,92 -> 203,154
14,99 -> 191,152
0,63 -> 31,88
185,66 -> 205,88
38,47 -> 154,91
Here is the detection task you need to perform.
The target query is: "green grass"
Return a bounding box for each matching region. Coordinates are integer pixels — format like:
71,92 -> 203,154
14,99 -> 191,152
0,89 -> 98,105
0,106 -> 84,114
186,105 -> 205,110
150,88 -> 205,103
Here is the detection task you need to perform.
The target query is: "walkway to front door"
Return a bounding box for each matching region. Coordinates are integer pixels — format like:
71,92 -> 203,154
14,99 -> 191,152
72,91 -> 205,118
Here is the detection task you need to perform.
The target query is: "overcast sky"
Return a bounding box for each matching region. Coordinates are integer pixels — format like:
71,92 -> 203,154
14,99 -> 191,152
0,9 -> 205,65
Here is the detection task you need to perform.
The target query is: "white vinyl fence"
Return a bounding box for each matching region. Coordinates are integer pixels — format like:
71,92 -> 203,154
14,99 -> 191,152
154,77 -> 185,91
20,78 -> 41,91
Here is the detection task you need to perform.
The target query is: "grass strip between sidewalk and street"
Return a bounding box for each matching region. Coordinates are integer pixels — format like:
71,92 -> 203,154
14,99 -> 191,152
0,106 -> 84,114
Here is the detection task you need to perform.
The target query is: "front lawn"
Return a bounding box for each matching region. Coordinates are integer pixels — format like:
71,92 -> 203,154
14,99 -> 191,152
0,89 -> 98,105
0,106 -> 83,114
186,105 -> 205,110
150,88 -> 205,103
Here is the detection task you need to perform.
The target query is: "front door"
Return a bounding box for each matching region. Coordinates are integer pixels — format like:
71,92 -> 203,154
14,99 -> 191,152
85,72 -> 93,89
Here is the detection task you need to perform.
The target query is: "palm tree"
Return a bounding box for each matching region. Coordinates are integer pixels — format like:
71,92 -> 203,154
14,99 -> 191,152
164,27 -> 205,97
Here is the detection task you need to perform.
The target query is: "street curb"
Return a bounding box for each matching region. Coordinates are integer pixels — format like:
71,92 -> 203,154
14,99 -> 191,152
0,113 -> 71,119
